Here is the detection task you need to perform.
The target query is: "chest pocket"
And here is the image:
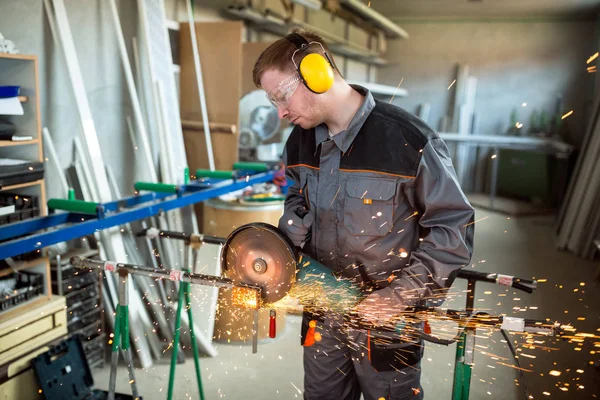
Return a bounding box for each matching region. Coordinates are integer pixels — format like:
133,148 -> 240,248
344,178 -> 396,236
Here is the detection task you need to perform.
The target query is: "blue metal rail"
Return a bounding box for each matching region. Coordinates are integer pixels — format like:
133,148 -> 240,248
0,171 -> 278,259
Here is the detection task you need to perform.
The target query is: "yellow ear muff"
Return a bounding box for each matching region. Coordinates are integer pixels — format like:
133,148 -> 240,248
299,53 -> 335,94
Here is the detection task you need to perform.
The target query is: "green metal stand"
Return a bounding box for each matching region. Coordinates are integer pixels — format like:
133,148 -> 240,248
452,332 -> 472,400
167,246 -> 205,400
451,279 -> 476,400
108,271 -> 140,400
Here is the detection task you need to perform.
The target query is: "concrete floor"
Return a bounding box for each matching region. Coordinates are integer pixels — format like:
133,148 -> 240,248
94,208 -> 600,399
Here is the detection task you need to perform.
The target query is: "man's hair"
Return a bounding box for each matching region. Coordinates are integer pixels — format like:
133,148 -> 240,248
252,28 -> 337,88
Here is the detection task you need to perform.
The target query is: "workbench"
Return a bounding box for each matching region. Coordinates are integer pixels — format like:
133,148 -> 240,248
439,133 -> 574,209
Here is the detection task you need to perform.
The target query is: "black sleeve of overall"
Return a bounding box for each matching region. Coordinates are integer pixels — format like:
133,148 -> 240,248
277,147 -> 308,230
370,138 -> 475,308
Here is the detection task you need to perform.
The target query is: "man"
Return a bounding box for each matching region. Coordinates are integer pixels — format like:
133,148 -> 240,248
253,29 -> 475,400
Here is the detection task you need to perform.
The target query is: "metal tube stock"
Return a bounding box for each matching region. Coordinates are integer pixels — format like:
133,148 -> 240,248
156,230 -> 227,246
70,256 -> 261,292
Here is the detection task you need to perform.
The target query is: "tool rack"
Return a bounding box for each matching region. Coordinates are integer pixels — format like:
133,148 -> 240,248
51,247 -> 105,368
0,168 -> 279,259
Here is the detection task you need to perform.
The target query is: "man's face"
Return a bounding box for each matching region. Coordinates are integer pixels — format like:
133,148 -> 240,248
260,68 -> 324,130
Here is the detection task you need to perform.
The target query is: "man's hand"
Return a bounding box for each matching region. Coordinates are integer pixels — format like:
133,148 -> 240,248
354,290 -> 407,329
279,207 -> 314,247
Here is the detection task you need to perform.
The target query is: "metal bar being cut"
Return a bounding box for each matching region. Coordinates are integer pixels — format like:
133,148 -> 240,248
71,256 -> 262,354
70,256 -> 262,293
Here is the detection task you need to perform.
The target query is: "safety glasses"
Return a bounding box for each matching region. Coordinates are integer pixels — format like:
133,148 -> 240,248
265,73 -> 301,108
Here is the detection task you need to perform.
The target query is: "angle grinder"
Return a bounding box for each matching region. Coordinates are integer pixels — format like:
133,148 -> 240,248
220,222 -> 364,312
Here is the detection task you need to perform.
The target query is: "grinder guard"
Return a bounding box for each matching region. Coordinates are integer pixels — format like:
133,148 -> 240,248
221,222 -> 364,311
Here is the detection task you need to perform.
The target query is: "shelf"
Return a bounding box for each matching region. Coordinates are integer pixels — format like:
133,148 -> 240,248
340,0 -> 409,39
223,6 -> 388,66
0,138 -> 39,147
0,179 -> 44,192
0,256 -> 48,278
0,53 -> 37,61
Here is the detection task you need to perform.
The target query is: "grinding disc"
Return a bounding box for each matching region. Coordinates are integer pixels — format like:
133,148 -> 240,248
222,223 -> 298,303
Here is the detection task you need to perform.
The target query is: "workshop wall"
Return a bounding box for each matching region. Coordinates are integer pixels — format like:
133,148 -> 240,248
253,0 -> 377,83
0,0 -> 376,202
380,20 -> 597,147
0,0 -> 222,201
0,0 -> 132,200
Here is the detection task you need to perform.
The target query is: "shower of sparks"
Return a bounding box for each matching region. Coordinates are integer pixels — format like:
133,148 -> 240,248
96,224 -> 600,400
463,216 -> 489,227
496,362 -> 533,373
561,110 -> 574,119
389,77 -> 405,103
290,382 -> 302,394
404,211 -> 419,221
331,186 -> 341,206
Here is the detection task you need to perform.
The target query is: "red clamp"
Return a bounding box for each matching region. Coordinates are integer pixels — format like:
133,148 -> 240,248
269,310 -> 277,338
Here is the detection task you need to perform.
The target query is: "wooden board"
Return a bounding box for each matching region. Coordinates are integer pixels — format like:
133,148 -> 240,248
0,369 -> 41,400
0,339 -> 57,400
179,21 -> 242,124
0,296 -> 67,366
183,128 -> 237,172
0,295 -> 66,336
0,318 -> 67,367
0,257 -> 49,279
0,257 -> 52,321
0,345 -> 52,384
242,42 -> 271,96
0,297 -> 50,325
0,316 -> 53,353
179,21 -> 242,171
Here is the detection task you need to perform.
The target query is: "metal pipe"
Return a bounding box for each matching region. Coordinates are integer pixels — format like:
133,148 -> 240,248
108,0 -> 157,182
42,128 -> 69,198
70,256 -> 262,292
185,0 -> 215,171
182,120 -> 237,135
291,0 -> 322,11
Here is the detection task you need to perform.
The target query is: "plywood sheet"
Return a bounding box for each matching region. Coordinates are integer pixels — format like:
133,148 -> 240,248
180,21 -> 242,171
242,42 -> 271,96
179,21 -> 242,124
